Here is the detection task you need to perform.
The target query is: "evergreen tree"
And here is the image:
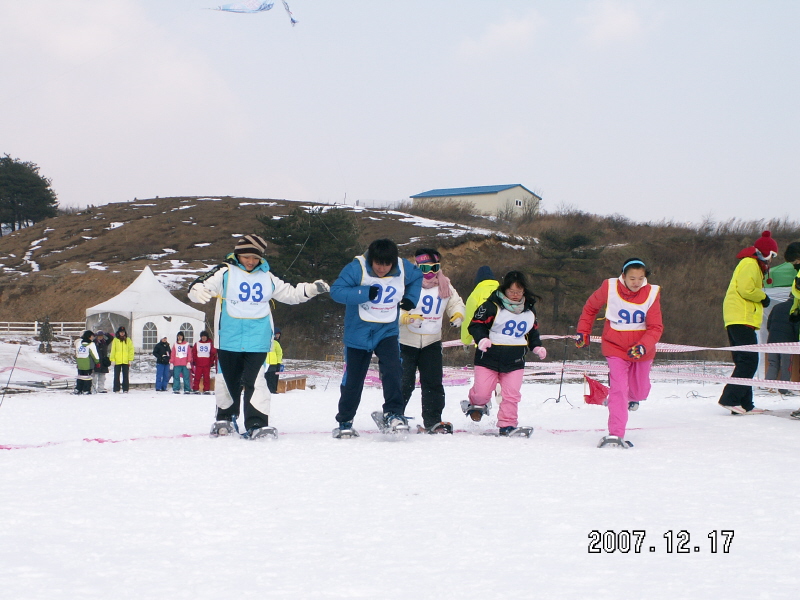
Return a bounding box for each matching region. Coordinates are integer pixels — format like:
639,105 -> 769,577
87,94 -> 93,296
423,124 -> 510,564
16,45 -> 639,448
0,155 -> 58,235
258,206 -> 362,283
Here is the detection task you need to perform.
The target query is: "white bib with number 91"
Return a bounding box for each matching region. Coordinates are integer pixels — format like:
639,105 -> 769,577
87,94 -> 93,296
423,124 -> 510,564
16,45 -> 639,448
489,308 -> 534,345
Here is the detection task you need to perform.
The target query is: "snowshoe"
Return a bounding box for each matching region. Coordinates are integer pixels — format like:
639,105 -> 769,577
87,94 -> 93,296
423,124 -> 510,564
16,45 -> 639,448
416,422 -> 453,435
791,409 -> 800,420
597,435 -> 633,448
332,422 -> 360,439
628,401 -> 639,411
371,411 -> 410,437
718,401 -> 747,415
209,419 -> 237,437
498,426 -> 533,438
243,426 -> 279,440
460,400 -> 491,422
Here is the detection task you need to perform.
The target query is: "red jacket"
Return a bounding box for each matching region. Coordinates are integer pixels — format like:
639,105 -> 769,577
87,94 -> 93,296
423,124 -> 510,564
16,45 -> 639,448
577,278 -> 664,361
192,339 -> 217,368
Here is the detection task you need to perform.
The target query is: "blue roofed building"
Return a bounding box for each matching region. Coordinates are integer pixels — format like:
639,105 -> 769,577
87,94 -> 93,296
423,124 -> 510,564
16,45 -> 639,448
410,184 -> 541,217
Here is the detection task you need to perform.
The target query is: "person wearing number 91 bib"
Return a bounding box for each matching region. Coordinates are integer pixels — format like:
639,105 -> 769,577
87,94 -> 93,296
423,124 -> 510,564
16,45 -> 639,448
576,258 -> 663,447
329,238 -> 423,436
466,271 -> 545,435
187,234 -> 330,440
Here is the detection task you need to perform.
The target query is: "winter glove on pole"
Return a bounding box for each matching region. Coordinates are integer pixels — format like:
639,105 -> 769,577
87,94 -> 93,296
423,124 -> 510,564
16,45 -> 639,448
575,333 -> 590,348
627,344 -> 646,360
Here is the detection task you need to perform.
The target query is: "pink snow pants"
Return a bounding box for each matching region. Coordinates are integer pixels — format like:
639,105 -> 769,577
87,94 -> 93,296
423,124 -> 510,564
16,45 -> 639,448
468,366 -> 524,428
606,356 -> 653,437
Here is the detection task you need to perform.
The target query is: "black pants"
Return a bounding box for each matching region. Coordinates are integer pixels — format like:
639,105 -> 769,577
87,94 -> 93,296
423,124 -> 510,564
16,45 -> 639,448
401,342 -> 445,428
265,364 -> 280,394
336,336 -> 404,424
76,369 -> 93,394
718,324 -> 759,410
217,350 -> 268,429
113,364 -> 130,392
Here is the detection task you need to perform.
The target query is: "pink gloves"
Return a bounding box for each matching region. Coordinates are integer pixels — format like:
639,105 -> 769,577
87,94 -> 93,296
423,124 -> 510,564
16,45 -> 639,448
477,338 -> 492,352
532,346 -> 547,360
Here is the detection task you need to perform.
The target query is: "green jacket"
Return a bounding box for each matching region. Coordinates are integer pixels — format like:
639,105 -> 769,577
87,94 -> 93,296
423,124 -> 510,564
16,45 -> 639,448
76,340 -> 99,371
723,256 -> 767,328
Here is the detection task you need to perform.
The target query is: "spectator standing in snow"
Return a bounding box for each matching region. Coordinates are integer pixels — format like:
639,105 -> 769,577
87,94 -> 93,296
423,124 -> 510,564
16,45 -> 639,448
718,231 -> 779,415
92,330 -> 111,394
170,332 -> 192,394
576,258 -> 663,448
75,330 -> 99,395
188,234 -> 330,439
464,271 -> 546,436
782,241 -> 800,419
152,336 -> 171,392
110,326 -> 134,393
399,248 -> 465,434
330,238 -> 423,438
191,330 -> 217,394
265,329 -> 283,394
765,298 -> 798,395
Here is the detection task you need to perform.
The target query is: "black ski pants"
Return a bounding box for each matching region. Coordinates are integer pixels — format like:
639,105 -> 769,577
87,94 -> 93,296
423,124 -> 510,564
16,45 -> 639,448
265,364 -> 280,394
113,364 -> 130,392
217,350 -> 268,429
401,341 -> 445,428
718,324 -> 759,411
336,336 -> 404,424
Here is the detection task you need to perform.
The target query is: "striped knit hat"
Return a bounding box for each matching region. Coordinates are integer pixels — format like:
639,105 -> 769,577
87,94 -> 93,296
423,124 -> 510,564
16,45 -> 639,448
234,234 -> 268,257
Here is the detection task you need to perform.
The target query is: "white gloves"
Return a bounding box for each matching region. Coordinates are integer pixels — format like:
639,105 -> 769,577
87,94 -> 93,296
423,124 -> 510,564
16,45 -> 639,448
477,338 -> 492,352
304,280 -> 330,297
532,346 -> 547,360
190,283 -> 213,304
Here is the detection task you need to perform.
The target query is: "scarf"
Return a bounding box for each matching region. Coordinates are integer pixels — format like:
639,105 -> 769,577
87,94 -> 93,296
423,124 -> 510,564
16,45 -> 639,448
420,271 -> 451,298
498,291 -> 525,314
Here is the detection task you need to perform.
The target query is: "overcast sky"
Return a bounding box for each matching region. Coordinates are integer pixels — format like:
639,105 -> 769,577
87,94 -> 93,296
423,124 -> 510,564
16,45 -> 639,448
2,1 -> 798,224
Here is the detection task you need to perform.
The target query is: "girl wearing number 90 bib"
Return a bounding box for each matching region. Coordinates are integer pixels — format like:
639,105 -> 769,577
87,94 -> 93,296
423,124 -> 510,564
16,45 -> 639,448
466,271 -> 546,436
575,258 -> 664,448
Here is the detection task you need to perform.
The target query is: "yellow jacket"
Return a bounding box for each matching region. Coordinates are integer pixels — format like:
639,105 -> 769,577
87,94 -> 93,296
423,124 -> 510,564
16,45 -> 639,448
266,340 -> 283,365
460,279 -> 500,345
110,337 -> 135,364
723,257 -> 767,328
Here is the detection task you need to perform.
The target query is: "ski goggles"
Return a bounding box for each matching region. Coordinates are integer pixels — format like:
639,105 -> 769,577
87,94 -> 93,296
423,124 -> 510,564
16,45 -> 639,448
418,263 -> 441,274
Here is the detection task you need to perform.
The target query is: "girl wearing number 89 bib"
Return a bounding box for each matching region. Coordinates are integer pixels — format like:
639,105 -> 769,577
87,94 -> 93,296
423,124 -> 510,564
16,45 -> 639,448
575,258 -> 663,447
466,271 -> 546,435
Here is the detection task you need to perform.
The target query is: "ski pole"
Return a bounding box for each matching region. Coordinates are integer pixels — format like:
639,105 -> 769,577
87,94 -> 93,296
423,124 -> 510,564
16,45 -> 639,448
0,346 -> 22,409
544,327 -> 573,406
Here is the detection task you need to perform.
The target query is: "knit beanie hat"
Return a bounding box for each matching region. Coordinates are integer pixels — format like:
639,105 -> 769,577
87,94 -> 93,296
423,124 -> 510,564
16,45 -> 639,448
754,231 -> 778,259
234,234 -> 268,257
474,265 -> 495,285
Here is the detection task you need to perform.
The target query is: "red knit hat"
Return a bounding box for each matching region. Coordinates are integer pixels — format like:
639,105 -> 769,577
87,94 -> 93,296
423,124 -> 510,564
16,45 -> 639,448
754,231 -> 778,259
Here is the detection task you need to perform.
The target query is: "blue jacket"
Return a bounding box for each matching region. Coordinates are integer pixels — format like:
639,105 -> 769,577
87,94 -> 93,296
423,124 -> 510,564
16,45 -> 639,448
331,256 -> 422,351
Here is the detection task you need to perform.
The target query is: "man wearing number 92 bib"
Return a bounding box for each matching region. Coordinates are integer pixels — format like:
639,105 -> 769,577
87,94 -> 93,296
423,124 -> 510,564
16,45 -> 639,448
330,238 -> 423,436
188,234 -> 330,440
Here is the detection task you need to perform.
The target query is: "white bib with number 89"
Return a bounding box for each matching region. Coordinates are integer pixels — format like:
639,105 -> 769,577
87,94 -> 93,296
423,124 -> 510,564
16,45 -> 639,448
488,308 -> 534,345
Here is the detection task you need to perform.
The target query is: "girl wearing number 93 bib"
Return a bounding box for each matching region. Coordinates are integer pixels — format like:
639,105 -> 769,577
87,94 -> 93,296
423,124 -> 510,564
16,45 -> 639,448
466,271 -> 546,435
576,258 -> 663,448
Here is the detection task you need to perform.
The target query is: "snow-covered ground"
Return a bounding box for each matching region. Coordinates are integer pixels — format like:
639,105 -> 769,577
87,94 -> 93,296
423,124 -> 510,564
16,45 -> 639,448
1,341 -> 798,599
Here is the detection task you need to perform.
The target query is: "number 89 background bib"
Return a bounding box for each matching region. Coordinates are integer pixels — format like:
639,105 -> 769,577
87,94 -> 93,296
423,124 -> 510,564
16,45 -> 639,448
488,308 -> 534,345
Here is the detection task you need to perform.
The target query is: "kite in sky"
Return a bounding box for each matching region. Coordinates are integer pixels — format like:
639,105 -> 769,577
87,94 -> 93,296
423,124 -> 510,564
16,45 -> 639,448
213,0 -> 298,25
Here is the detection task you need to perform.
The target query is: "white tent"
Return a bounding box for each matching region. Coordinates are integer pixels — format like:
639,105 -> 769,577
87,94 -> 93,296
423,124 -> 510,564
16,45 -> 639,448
85,266 -> 206,352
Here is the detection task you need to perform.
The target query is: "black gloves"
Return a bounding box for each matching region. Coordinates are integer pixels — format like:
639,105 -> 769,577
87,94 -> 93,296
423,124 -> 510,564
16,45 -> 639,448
761,296 -> 771,308
398,299 -> 415,311
790,311 -> 800,323
369,285 -> 380,301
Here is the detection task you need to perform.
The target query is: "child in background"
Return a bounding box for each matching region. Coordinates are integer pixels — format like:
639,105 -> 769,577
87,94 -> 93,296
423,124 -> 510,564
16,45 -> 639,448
110,326 -> 134,393
170,332 -> 193,394
399,248 -> 465,434
460,265 -> 499,346
576,258 -> 663,448
74,330 -> 99,395
191,330 -> 217,395
765,298 -> 798,395
265,329 -> 283,394
464,271 -> 546,437
152,336 -> 171,392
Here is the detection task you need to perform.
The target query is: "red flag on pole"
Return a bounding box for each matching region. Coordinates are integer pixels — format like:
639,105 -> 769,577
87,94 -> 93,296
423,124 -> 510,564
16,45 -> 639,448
583,375 -> 609,405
